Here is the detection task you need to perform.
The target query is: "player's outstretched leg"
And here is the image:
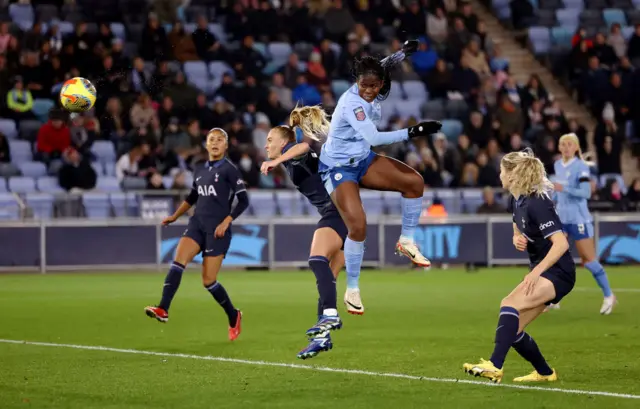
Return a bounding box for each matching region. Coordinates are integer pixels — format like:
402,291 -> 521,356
359,155 -> 431,268
145,237 -> 200,323
512,332 -> 558,382
203,254 -> 241,341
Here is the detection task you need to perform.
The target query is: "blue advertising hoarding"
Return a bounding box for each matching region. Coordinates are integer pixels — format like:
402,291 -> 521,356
0,226 -> 39,267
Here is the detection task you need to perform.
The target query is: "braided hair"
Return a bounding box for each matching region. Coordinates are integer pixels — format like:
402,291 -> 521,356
354,56 -> 391,102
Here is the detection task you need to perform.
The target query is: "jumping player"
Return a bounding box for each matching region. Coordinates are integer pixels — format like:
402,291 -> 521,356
144,128 -> 249,341
463,149 -> 574,383
290,46 -> 442,313
262,124 -> 347,359
552,133 -> 615,314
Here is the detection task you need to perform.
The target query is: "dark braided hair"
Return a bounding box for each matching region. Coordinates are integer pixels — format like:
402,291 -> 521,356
354,56 -> 391,102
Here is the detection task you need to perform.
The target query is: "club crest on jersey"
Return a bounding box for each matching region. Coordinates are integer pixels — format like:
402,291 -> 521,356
198,185 -> 217,196
215,173 -> 219,182
353,106 -> 366,121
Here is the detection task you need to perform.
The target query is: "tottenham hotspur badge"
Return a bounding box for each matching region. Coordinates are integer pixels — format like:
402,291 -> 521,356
215,173 -> 219,182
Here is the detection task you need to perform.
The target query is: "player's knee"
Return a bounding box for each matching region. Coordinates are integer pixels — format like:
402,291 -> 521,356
403,172 -> 425,198
348,222 -> 367,241
500,296 -> 519,310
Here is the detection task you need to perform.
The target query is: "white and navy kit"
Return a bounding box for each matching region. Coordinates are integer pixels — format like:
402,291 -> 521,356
510,194 -> 576,304
184,158 -> 249,257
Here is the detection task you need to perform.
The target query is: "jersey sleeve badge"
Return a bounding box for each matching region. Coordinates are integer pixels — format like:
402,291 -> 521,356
353,106 -> 366,121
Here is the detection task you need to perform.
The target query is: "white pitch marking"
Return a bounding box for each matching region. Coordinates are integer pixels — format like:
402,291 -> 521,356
0,339 -> 639,400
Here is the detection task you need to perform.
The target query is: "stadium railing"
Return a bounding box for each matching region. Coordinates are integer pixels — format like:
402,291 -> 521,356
1,213 -> 639,272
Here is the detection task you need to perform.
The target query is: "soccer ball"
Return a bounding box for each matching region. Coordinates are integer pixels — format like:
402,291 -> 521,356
59,77 -> 97,113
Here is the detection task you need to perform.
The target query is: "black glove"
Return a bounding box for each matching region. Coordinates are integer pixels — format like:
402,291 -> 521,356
408,121 -> 442,138
402,40 -> 419,56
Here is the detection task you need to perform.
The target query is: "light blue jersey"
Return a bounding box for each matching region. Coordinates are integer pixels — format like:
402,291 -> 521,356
320,85 -> 408,168
553,158 -> 592,225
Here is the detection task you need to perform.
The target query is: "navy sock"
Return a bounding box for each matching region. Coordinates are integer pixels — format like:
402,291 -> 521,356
205,281 -> 238,327
309,256 -> 337,315
158,261 -> 185,311
489,306 -> 520,369
513,332 -> 554,376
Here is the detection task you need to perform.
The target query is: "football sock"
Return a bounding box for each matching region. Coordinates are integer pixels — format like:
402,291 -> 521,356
512,332 -> 554,376
317,298 -> 323,320
400,196 -> 423,241
205,281 -> 238,327
344,237 -> 364,289
309,256 -> 338,316
585,260 -> 612,297
158,261 -> 185,311
489,306 -> 520,369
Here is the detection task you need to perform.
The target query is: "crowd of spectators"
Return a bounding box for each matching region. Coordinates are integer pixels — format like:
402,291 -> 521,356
0,0 -> 637,210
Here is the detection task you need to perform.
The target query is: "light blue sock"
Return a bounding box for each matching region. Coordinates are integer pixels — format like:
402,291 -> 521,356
585,260 -> 612,297
400,196 -> 423,241
344,237 -> 365,289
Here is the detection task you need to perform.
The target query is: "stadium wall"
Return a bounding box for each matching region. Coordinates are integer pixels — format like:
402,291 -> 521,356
1,214 -> 639,272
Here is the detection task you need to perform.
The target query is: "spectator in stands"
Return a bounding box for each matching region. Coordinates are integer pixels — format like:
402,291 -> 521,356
570,40 -> 592,85
96,22 -> 114,51
318,39 -> 337,78
292,74 -> 321,106
164,72 -> 199,111
168,22 -> 198,62
580,56 -> 608,110
594,106 -> 623,175
426,59 -> 453,99
306,49 -> 331,91
592,33 -> 618,68
226,3 -> 250,42
466,111 -> 491,149
251,1 -> 283,42
627,179 -> 640,203
261,90 -> 289,126
22,21 -> 43,52
211,97 -> 235,129
458,1 -> 479,34
427,8 -> 449,47
510,0 -> 534,29
604,72 -> 631,122
460,162 -> 480,187
495,94 -> 524,143
452,57 -> 480,100
627,24 -> 640,61
58,147 -> 97,192
608,23 -> 627,59
462,39 -> 490,78
476,187 -> 505,213
324,0 -> 355,44
192,15 -> 224,62
115,142 -> 146,183
0,54 -> 10,96
36,109 -> 71,163
149,61 -> 173,100
130,93 -> 158,130
536,134 -> 558,175
140,13 -> 170,61
69,114 -> 96,157
45,22 -> 64,54
233,35 -> 267,80
0,131 -> 19,177
0,22 -> 12,54
476,151 -> 501,187
475,21 -> 493,55
419,148 -> 444,188
100,97 -> 128,141
252,113 -> 271,158
282,53 -> 302,89
525,100 -> 544,139
130,57 -> 151,94
566,118 -> 588,153
447,17 -> 471,64
163,117 -> 193,160
411,38 -> 438,76
5,75 -> 33,121
238,151 -> 260,188
337,39 -> 362,80
146,171 -> 166,190
20,52 -> 46,99
522,74 -> 547,109
603,179 -> 629,211
69,22 -> 92,72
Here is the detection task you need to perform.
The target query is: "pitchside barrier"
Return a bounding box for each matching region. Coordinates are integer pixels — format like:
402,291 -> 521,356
1,214 -> 639,272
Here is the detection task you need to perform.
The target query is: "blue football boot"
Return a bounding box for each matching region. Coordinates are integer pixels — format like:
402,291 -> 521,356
297,332 -> 333,360
305,315 -> 342,338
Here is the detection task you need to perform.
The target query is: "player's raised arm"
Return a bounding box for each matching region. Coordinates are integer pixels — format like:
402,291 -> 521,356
261,141 -> 311,175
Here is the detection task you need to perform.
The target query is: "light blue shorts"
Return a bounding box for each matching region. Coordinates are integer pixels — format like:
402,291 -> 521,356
318,151 -> 377,195
563,222 -> 594,241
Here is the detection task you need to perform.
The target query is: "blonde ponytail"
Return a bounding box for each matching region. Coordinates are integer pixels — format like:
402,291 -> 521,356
289,104 -> 330,142
501,148 -> 553,198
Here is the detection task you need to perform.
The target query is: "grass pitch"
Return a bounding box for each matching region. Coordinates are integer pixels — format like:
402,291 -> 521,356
1,267 -> 639,408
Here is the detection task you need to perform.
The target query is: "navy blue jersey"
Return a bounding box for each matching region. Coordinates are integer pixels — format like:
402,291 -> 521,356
509,193 -> 575,273
186,158 -> 247,226
281,143 -> 338,217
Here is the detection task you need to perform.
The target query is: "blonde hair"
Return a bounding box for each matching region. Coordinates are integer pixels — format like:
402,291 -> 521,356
500,148 -> 553,197
559,133 -> 594,166
289,105 -> 330,142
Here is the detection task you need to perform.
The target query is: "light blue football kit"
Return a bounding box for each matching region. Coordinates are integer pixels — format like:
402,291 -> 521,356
319,84 -> 422,290
554,158 -> 612,297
